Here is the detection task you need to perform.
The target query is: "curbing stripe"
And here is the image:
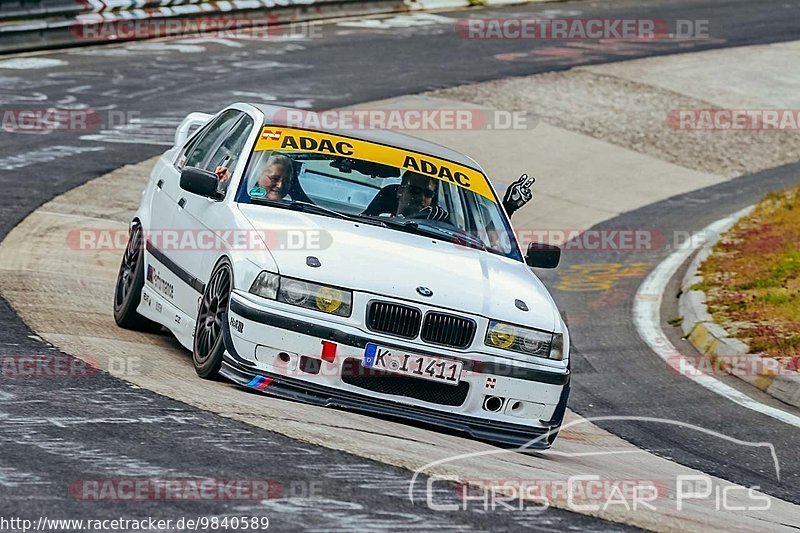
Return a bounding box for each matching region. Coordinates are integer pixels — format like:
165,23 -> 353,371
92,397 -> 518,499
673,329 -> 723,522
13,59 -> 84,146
678,209 -> 800,409
634,206 -> 800,428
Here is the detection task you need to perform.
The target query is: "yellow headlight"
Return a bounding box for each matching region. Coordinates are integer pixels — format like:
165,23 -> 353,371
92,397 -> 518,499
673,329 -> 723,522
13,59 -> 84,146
315,286 -> 344,313
487,322 -> 516,349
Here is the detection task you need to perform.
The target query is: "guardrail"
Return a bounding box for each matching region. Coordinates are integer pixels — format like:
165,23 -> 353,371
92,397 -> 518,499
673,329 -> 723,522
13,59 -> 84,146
0,1 -> 86,23
0,0 -> 411,54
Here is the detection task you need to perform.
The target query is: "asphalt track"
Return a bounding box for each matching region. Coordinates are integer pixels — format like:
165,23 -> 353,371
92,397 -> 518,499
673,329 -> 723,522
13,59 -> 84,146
538,162 -> 800,504
1,0 -> 800,529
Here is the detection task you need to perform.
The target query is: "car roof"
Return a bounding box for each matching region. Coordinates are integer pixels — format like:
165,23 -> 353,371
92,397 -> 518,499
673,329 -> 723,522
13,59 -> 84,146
249,103 -> 485,173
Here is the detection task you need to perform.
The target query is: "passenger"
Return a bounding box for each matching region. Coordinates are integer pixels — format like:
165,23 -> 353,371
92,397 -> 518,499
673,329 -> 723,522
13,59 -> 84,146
215,153 -> 294,201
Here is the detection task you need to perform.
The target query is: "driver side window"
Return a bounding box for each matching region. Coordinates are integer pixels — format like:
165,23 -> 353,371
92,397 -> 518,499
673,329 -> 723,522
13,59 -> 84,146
206,116 -> 254,195
207,116 -> 254,172
181,109 -> 242,169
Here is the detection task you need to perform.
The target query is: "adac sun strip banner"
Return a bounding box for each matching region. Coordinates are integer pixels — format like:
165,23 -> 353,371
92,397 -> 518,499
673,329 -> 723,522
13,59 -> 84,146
255,127 -> 496,201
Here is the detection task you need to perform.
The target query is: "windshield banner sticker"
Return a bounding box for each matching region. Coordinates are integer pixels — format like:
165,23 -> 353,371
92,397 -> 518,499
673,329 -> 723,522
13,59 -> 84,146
255,127 -> 496,201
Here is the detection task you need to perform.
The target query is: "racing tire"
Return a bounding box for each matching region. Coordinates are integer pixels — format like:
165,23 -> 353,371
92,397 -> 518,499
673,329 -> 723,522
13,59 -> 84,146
113,221 -> 162,332
193,257 -> 232,379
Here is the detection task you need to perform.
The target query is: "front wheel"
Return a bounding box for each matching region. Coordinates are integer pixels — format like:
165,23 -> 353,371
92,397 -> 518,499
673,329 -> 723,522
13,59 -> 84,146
113,222 -> 162,332
193,258 -> 233,379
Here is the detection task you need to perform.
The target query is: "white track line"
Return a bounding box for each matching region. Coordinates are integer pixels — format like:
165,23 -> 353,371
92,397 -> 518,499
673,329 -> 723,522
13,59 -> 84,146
633,206 -> 800,429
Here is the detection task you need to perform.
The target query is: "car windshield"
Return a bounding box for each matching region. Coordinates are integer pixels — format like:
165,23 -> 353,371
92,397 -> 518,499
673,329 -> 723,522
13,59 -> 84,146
234,127 -> 522,260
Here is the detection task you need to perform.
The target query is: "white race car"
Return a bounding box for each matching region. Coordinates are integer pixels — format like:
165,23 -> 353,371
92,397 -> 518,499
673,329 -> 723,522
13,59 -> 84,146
114,103 -> 570,447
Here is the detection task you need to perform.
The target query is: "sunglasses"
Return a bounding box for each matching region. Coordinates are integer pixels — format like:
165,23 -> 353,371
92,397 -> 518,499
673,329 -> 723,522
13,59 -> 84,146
402,185 -> 435,199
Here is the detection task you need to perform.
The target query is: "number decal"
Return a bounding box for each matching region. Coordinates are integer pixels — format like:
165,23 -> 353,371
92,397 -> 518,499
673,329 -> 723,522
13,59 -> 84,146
447,364 -> 458,381
424,360 -> 437,376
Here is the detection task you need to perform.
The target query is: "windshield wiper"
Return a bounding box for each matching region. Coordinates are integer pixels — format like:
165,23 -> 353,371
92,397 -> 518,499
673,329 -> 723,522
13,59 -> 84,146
250,198 -> 357,222
287,201 -> 356,221
359,216 -> 486,250
449,229 -> 488,250
427,225 -> 487,250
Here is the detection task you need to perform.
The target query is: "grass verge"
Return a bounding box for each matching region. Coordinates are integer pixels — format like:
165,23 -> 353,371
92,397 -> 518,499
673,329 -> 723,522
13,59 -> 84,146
697,183 -> 800,369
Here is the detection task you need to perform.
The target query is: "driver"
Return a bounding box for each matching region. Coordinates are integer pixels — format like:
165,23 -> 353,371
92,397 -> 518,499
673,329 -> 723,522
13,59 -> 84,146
395,171 -> 449,221
215,153 -> 294,201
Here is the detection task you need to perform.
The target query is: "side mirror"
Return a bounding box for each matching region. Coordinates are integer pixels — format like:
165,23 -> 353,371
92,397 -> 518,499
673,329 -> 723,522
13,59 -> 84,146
525,242 -> 560,268
180,167 -> 220,199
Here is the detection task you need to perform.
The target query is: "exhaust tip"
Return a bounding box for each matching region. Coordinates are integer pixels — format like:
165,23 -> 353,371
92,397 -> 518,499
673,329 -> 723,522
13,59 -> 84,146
483,395 -> 504,412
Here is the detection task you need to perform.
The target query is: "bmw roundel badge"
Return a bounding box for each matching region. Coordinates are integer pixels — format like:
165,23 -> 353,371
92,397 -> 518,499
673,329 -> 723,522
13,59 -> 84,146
416,286 -> 433,297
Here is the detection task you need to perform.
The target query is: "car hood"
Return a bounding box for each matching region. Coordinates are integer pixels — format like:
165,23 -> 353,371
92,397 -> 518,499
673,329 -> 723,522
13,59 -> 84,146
239,205 -> 558,332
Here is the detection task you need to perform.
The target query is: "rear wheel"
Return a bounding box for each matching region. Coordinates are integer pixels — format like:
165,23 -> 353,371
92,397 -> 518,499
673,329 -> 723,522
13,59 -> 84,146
193,258 -> 232,379
113,222 -> 162,332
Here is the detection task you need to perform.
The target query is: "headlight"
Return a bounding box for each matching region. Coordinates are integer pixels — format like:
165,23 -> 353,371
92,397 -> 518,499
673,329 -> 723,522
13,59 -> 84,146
485,320 -> 563,360
249,271 -> 352,317
486,322 -> 516,349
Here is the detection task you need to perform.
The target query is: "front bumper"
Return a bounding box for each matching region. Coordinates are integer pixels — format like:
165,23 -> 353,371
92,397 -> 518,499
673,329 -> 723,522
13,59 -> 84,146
221,292 -> 570,447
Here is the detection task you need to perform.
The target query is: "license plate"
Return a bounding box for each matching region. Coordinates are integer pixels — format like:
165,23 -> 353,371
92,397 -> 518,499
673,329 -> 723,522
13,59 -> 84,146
362,343 -> 463,386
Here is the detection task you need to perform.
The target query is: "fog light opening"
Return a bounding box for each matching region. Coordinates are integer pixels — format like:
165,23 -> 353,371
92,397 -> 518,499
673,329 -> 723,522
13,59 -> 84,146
483,396 -> 504,412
